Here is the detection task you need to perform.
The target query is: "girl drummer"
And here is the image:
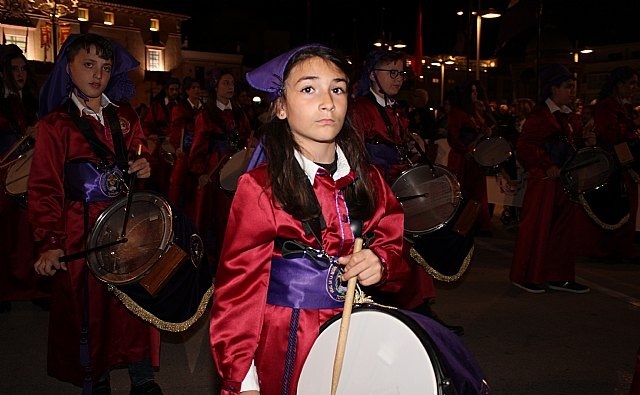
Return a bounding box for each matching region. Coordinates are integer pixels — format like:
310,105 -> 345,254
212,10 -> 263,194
209,44 -> 411,395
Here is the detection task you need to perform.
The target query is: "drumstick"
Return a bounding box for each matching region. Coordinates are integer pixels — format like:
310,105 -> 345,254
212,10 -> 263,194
331,237 -> 363,395
121,144 -> 142,237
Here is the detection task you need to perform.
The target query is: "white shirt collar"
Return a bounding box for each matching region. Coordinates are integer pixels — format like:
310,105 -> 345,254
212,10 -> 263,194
294,146 -> 350,184
71,92 -> 115,125
217,99 -> 233,111
545,97 -> 572,114
370,87 -> 396,107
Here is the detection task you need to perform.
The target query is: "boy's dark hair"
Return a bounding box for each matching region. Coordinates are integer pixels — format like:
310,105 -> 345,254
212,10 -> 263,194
66,33 -> 114,62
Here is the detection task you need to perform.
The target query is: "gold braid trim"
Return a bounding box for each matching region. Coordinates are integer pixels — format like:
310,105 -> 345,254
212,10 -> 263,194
107,284 -> 214,333
409,243 -> 475,282
578,194 -> 629,230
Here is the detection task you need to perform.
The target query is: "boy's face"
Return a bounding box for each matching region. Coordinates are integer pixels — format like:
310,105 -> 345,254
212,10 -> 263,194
69,45 -> 113,100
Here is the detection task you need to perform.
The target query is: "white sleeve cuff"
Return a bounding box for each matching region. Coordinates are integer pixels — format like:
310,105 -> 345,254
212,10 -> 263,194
240,359 -> 260,392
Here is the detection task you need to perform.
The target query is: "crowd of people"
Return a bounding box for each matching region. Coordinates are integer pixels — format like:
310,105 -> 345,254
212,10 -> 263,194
2,31 -> 640,395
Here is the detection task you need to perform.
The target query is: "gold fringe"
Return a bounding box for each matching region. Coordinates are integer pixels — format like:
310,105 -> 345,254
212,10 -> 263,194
409,243 -> 475,282
578,194 -> 629,230
108,284 -> 214,332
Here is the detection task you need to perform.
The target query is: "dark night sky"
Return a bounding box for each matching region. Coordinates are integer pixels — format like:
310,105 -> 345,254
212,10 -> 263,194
133,0 -> 640,67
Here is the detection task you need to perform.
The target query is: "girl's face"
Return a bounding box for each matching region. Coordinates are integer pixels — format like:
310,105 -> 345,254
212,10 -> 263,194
216,74 -> 235,101
9,57 -> 27,91
277,56 -> 348,161
69,45 -> 112,100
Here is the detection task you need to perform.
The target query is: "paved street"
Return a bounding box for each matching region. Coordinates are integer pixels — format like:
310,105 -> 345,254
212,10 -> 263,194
2,213 -> 640,395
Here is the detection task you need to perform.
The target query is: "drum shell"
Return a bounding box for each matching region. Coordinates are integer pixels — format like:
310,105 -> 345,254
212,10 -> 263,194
86,192 -> 212,331
218,147 -> 254,194
298,305 -> 488,395
4,149 -> 33,206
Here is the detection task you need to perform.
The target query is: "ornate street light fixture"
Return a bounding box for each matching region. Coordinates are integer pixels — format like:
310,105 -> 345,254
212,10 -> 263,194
29,0 -> 78,60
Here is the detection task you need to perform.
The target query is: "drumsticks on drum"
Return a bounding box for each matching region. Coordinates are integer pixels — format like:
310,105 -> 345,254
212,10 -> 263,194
331,237 -> 363,395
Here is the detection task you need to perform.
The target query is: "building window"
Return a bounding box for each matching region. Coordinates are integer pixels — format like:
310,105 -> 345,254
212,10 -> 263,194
77,8 -> 89,22
5,33 -> 27,54
150,18 -> 159,32
104,11 -> 114,25
146,47 -> 163,71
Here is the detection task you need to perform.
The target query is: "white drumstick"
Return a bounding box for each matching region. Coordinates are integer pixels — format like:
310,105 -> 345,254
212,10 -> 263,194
331,237 -> 363,395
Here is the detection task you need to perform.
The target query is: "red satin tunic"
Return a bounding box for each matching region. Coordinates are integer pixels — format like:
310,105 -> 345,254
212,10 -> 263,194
27,101 -> 160,386
210,158 -> 409,395
510,103 -> 582,284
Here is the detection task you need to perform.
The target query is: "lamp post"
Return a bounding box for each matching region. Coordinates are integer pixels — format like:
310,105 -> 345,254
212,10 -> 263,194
475,7 -> 501,80
29,0 -> 78,60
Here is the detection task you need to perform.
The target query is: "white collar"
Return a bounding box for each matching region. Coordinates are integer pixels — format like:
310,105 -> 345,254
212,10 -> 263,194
545,98 -> 572,114
294,146 -> 350,184
217,99 -> 233,111
71,92 -> 115,125
370,87 -> 396,107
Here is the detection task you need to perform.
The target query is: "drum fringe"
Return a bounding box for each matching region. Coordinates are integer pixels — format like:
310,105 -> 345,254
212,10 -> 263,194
409,244 -> 475,282
108,284 -> 214,332
578,194 -> 629,230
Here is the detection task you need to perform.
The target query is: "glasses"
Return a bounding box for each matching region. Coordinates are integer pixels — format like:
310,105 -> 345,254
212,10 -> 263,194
374,69 -> 407,79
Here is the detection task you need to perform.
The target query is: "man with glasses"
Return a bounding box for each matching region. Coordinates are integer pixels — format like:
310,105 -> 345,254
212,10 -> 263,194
349,49 -> 464,335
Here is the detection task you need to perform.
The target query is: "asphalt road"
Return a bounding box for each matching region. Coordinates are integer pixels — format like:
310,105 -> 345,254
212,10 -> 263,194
2,214 -> 639,395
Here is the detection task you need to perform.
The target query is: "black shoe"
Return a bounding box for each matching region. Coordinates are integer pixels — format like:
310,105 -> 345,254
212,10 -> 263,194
412,301 -> 464,336
130,381 -> 163,395
548,281 -> 590,294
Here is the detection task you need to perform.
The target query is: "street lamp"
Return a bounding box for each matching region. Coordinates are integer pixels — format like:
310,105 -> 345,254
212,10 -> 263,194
29,0 -> 78,60
475,8 -> 501,80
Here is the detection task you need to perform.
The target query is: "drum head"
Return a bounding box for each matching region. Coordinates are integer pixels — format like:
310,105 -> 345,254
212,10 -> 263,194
561,147 -> 613,194
298,307 -> 441,394
473,137 -> 512,167
5,149 -> 33,196
391,165 -> 462,234
219,147 -> 254,193
87,193 -> 173,284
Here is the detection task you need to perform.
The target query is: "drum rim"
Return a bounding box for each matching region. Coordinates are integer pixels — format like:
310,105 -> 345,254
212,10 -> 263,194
302,304 -> 450,393
560,146 -> 615,194
5,149 -> 33,196
87,192 -> 174,284
472,136 -> 513,167
391,164 -> 463,235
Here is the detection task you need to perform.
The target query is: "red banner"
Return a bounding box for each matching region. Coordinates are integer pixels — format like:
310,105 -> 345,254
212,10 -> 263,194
59,23 -> 71,45
40,23 -> 51,48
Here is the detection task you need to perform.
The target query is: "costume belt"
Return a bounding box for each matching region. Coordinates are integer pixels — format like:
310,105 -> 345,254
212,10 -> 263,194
267,252 -> 346,309
64,162 -> 124,202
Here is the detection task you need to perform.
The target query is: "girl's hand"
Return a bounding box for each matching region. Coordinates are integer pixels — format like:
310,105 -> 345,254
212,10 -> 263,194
338,248 -> 383,286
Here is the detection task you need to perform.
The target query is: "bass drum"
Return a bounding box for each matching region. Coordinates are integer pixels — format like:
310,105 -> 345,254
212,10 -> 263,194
560,147 -> 614,197
391,164 -> 463,235
86,192 -> 213,332
298,305 -> 489,395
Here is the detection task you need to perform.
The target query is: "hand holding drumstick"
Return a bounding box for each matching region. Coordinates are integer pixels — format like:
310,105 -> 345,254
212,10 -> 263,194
331,238 -> 383,394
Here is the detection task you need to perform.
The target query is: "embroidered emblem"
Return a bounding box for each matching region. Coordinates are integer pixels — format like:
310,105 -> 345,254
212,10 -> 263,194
119,117 -> 131,135
326,265 -> 347,302
100,167 -> 124,197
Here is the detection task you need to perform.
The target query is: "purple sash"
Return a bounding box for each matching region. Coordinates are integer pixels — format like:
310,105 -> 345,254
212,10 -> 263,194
267,257 -> 345,309
64,162 -> 124,202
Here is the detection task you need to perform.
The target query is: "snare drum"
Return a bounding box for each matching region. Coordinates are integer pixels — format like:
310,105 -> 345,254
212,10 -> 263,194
298,305 -> 489,395
86,192 -> 213,331
5,148 -> 33,202
560,147 -> 614,196
472,136 -> 512,168
218,147 -> 254,193
391,164 -> 462,235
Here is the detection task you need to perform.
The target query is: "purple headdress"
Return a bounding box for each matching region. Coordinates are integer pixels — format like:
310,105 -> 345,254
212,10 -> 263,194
38,33 -> 140,118
245,44 -> 325,100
